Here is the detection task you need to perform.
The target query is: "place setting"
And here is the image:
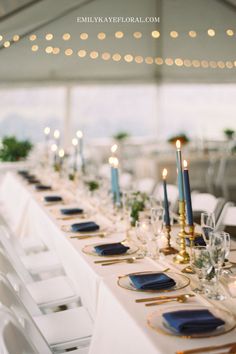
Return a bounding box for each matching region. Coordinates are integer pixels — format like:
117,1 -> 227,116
61,220 -> 110,240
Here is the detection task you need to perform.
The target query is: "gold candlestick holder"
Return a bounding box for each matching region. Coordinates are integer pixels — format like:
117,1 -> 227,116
160,225 -> 178,255
173,200 -> 190,264
181,224 -> 196,274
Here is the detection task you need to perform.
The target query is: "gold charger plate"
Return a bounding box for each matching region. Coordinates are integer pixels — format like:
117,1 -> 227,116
147,304 -> 236,339
117,271 -> 190,293
82,241 -> 139,257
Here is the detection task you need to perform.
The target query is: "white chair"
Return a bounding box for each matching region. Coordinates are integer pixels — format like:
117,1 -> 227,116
0,306 -> 50,354
215,156 -> 236,201
216,202 -> 236,238
135,178 -> 156,194
0,274 -> 93,352
0,245 -> 80,312
191,193 -> 225,224
0,225 -> 62,277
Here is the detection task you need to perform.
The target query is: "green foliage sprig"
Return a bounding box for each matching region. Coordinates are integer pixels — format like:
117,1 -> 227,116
0,136 -> 32,162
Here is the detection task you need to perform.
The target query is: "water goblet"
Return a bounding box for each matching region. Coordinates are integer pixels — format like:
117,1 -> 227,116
191,246 -> 213,294
201,211 -> 215,244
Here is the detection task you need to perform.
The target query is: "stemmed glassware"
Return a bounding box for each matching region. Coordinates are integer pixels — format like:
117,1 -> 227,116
208,231 -> 229,300
191,246 -> 213,294
135,219 -> 159,259
201,212 -> 216,244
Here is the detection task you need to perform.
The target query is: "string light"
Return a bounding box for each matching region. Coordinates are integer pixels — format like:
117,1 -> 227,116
62,33 -> 71,41
226,29 -> 234,37
78,49 -> 87,58
188,30 -> 197,38
31,45 -> 39,52
192,60 -> 200,68
52,47 -> 60,54
12,35 -> 20,42
155,57 -> 163,65
45,33 -> 53,40
207,28 -> 215,37
101,52 -> 111,60
90,51 -> 98,59
124,54 -> 133,63
112,53 -> 121,61
65,48 -> 73,56
145,56 -> 153,64
183,59 -> 191,67
45,46 -> 53,54
175,58 -> 184,66
3,41 -> 10,48
170,31 -> 178,38
115,31 -> 124,39
97,32 -> 106,40
151,30 -> 160,38
29,34 -> 37,41
165,58 -> 174,66
80,32 -> 88,40
134,56 -> 143,64
133,31 -> 142,39
201,60 -> 209,68
209,60 -> 217,68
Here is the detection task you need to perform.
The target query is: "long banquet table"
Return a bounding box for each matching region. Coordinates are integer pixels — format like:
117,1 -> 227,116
1,171 -> 236,354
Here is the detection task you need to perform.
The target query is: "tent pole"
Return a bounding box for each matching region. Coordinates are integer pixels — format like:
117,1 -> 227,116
64,85 -> 72,150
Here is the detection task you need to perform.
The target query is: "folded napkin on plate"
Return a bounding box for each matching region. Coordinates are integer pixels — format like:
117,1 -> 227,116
71,221 -> 99,233
186,235 -> 206,247
163,309 -> 225,335
44,196 -> 63,202
60,208 -> 83,215
18,170 -> 29,176
129,272 -> 176,290
28,179 -> 41,184
35,184 -> 52,191
94,242 -> 129,256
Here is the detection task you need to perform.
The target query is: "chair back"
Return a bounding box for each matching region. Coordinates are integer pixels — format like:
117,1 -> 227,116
0,247 -> 41,317
0,274 -> 51,354
0,306 -> 39,354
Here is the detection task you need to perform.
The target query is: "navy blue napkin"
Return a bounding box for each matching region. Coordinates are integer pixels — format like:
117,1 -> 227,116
186,235 -> 206,247
163,309 -> 225,335
94,242 -> 130,256
44,196 -> 63,202
129,273 -> 176,290
35,184 -> 52,191
60,208 -> 83,215
28,178 -> 41,184
71,221 -> 99,232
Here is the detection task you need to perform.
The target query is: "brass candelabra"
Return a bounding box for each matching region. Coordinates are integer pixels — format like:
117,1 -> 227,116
173,200 -> 190,264
160,225 -> 178,255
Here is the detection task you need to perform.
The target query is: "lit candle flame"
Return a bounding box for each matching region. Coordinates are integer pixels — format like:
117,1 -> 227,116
162,168 -> 168,179
51,143 -> 58,152
176,139 -> 181,150
72,138 -> 78,146
108,156 -> 114,165
44,127 -> 50,135
53,130 -> 60,139
58,148 -> 65,158
183,160 -> 188,168
76,130 -> 83,139
111,144 -> 118,153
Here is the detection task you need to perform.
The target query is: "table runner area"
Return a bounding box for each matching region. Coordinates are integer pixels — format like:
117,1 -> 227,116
1,171 -> 236,354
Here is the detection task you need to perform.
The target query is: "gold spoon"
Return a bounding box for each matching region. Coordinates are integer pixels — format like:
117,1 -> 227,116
145,294 -> 192,307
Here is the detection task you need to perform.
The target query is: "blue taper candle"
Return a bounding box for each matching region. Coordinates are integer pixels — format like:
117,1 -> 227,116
162,168 -> 171,226
113,157 -> 121,205
109,157 -> 116,198
183,160 -> 194,226
176,140 -> 184,202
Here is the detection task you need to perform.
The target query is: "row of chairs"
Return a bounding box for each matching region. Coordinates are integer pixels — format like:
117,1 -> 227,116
0,212 -> 93,353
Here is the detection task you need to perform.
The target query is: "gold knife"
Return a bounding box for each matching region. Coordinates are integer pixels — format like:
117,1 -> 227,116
94,256 -> 143,264
176,342 -> 236,354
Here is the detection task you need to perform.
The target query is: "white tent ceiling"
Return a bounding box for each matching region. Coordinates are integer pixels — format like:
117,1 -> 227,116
0,0 -> 235,83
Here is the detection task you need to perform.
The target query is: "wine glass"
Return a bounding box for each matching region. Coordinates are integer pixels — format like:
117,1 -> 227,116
191,246 -> 213,294
208,231 -> 227,300
135,219 -> 157,259
151,207 -> 164,237
201,212 -> 216,244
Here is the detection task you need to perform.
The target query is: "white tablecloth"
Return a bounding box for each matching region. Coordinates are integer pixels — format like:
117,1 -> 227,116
1,172 -> 236,354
